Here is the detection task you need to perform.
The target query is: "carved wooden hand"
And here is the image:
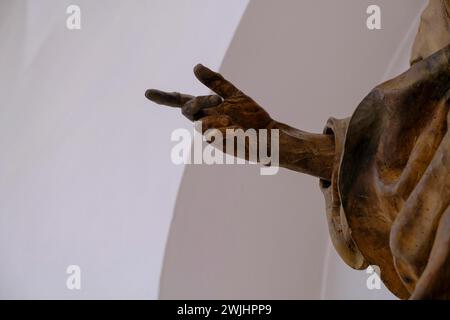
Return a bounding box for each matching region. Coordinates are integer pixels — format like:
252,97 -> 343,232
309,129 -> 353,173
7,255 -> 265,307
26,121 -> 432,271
146,64 -> 335,180
146,64 -> 273,131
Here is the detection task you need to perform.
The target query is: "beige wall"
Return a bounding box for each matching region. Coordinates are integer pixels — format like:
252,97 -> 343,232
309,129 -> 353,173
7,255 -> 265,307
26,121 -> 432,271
160,0 -> 426,299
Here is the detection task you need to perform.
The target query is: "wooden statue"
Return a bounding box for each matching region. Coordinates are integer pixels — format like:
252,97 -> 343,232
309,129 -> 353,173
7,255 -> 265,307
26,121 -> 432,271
146,0 -> 450,299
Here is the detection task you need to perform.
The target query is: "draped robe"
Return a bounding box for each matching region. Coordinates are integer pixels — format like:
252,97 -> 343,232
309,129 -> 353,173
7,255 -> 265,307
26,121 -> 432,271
320,44 -> 450,299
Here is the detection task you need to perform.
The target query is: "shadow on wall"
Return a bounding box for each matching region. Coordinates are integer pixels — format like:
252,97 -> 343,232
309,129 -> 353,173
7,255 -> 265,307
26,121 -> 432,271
159,0 -> 425,299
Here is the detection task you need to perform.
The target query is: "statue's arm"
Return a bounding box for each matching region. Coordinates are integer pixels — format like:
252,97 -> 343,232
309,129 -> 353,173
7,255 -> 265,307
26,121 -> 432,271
270,121 -> 335,180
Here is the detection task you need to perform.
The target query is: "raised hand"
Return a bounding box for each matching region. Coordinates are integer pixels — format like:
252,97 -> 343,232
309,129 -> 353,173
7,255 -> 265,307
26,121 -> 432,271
145,63 -> 336,180
145,64 -> 274,135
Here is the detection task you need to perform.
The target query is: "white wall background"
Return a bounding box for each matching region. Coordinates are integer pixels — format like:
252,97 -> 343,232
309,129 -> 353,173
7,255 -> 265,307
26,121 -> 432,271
0,0 -> 248,299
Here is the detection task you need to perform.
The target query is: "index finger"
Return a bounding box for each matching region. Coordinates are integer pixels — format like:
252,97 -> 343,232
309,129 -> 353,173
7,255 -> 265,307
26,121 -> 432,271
145,89 -> 194,108
193,64 -> 241,98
